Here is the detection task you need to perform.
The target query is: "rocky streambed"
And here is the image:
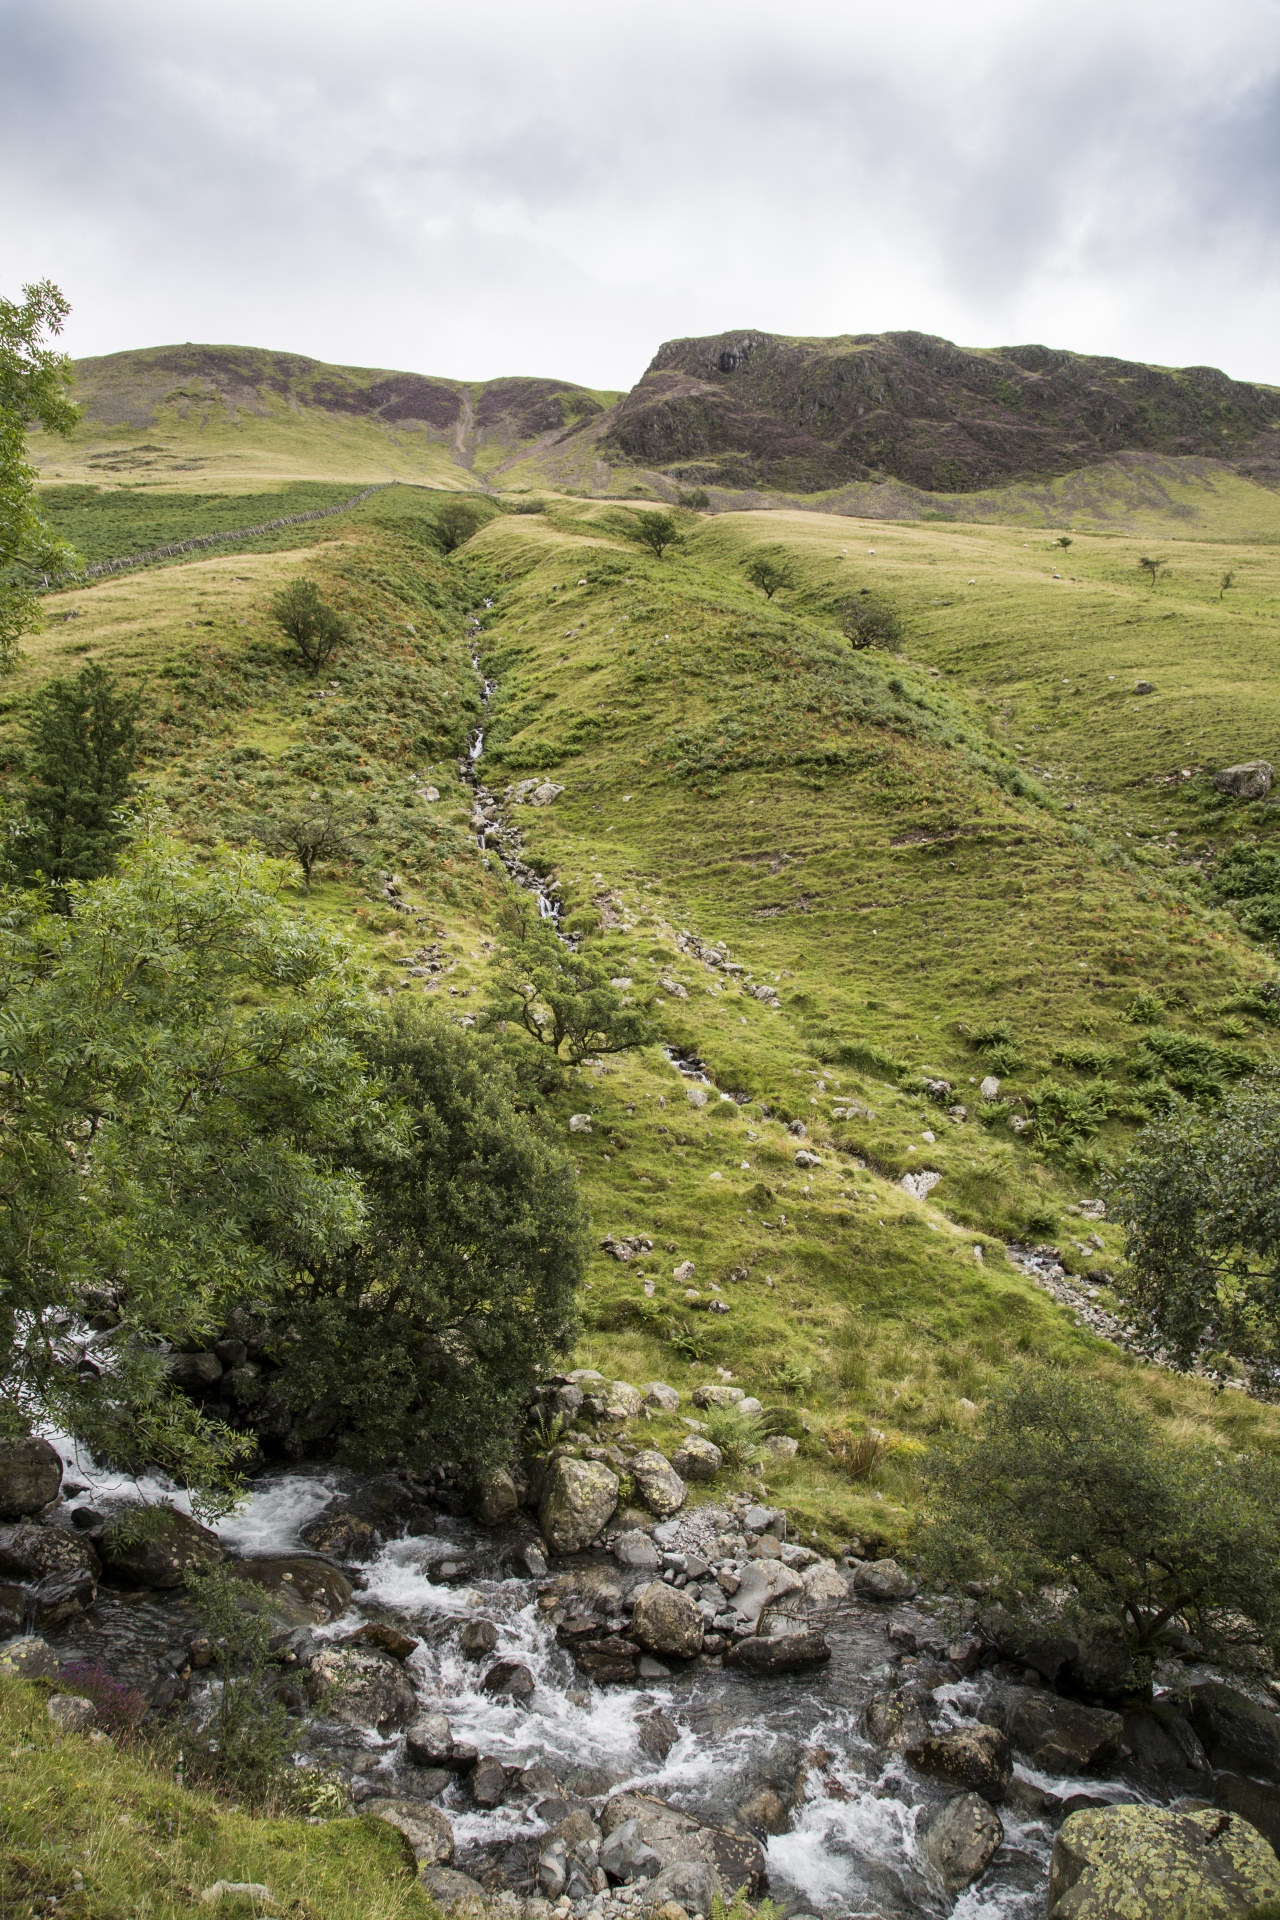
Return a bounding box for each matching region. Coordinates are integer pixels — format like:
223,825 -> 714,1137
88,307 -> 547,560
4,1425 -> 1280,1920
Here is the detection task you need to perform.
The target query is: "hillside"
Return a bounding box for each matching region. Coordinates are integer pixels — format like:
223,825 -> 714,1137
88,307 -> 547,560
596,328 -> 1280,494
31,343 -> 620,492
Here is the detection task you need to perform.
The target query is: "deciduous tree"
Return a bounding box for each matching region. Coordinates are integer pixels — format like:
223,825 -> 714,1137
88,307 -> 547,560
0,281 -> 79,668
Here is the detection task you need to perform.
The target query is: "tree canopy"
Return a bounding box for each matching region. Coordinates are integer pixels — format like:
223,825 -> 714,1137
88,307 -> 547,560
919,1365 -> 1280,1673
484,913 -> 653,1063
11,662 -> 142,900
0,282 -> 79,667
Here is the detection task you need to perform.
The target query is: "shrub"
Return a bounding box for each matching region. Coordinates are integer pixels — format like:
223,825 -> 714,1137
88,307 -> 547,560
832,594 -> 902,649
742,551 -> 794,600
183,1565 -> 290,1798
55,1662 -> 147,1738
269,577 -> 351,674
615,510 -> 682,560
429,496 -> 497,553
918,1364 -> 1280,1673
10,663 -> 141,899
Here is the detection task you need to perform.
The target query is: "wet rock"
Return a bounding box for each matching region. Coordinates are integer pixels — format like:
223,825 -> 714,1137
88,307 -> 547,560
470,1755 -> 508,1808
1190,1681 -> 1280,1781
458,1617 -> 499,1659
641,1383 -> 681,1413
308,1646 -> 418,1732
979,1603 -> 1080,1686
865,1689 -> 934,1752
637,1708 -> 679,1762
473,1468 -> 521,1527
481,1658 -> 536,1701
0,1437 -> 62,1518
920,1792 -> 1004,1893
537,1839 -> 569,1900
600,1817 -> 665,1882
632,1582 -> 704,1658
539,1457 -> 620,1553
229,1554 -> 353,1623
347,1621 -> 417,1661
852,1558 -> 918,1601
612,1529 -> 661,1570
572,1636 -> 641,1684
47,1693 -> 97,1734
737,1788 -> 792,1837
729,1560 -> 804,1632
1046,1804 -> 1280,1919
602,1791 -> 765,1895
1213,1773 -> 1280,1854
631,1452 -> 687,1517
0,1567 -> 90,1634
1214,761 -> 1274,801
419,1865 -> 486,1910
727,1631 -> 830,1675
671,1436 -> 722,1482
100,1506 -> 225,1588
405,1713 -> 477,1771
1123,1704 -> 1211,1793
0,1522 -> 99,1585
0,1636 -> 59,1678
299,1508 -> 378,1561
370,1798 -> 455,1866
908,1726 -> 1012,1803
1007,1694 -> 1125,1773
800,1561 -> 850,1607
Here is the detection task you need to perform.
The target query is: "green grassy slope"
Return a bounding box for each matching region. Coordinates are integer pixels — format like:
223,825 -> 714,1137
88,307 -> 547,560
0,1677 -> 429,1919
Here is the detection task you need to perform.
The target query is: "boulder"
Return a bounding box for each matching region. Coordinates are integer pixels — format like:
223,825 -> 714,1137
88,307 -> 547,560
0,1437 -> 61,1518
299,1507 -> 378,1561
539,1458 -> 620,1554
601,1791 -> 766,1895
866,1690 -> 934,1752
1214,761 -> 1274,801
47,1693 -> 98,1734
764,1435 -> 799,1459
920,1792 -> 1004,1893
641,1383 -> 681,1413
481,1658 -> 535,1701
612,1529 -> 661,1570
572,1636 -> 641,1684
600,1817 -> 665,1883
1190,1682 -> 1280,1782
671,1436 -> 723,1482
307,1646 -> 418,1731
229,1554 -> 353,1624
1213,1772 -> 1280,1854
852,1558 -> 918,1602
727,1631 -> 830,1675
346,1621 -> 417,1661
405,1713 -> 458,1768
630,1452 -> 687,1517
370,1799 -> 455,1867
0,1522 -> 99,1585
473,1468 -> 520,1527
645,1863 -> 722,1914
737,1789 -> 792,1837
100,1506 -> 225,1588
470,1756 -> 507,1808
0,1635 -> 59,1678
458,1618 -> 499,1659
605,1382 -> 644,1419
632,1582 -> 704,1658
1123,1704 -> 1211,1794
908,1726 -> 1012,1803
1007,1694 -> 1125,1773
729,1560 -> 804,1633
692,1385 -> 744,1409
636,1708 -> 679,1762
418,1866 -> 486,1911
165,1350 -> 223,1392
1046,1804 -> 1280,1920
801,1561 -> 850,1607
0,1568 -> 95,1634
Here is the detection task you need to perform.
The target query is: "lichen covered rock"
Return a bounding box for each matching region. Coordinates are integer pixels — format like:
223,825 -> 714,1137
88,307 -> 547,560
1046,1803 -> 1280,1919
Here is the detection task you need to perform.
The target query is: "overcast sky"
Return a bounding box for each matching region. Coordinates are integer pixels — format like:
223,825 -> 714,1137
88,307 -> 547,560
4,0 -> 1280,391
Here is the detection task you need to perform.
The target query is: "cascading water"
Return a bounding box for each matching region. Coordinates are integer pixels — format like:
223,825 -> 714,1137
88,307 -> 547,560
463,614 -> 566,934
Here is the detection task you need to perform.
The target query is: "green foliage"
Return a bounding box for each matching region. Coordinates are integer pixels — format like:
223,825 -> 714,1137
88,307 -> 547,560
8,663 -> 142,901
742,550 -> 794,600
264,999 -> 586,1471
677,488 -> 710,511
1137,554 -> 1167,588
37,481 -> 366,568
253,797 -> 365,890
484,913 -> 653,1063
429,496 -> 498,554
701,1401 -> 766,1468
1211,844 -> 1280,943
0,833 -> 389,1510
0,281 -> 78,668
832,593 -> 903,649
1112,1072 -> 1280,1382
1031,1077 -> 1120,1152
269,577 -> 352,675
919,1364 -> 1280,1668
183,1565 -> 290,1798
616,510 -> 682,560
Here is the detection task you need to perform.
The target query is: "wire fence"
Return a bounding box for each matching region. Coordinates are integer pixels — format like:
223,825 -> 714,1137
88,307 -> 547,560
42,482 -> 394,587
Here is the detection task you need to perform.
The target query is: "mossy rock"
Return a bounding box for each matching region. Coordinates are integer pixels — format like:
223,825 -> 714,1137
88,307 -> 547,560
1047,1804 -> 1280,1919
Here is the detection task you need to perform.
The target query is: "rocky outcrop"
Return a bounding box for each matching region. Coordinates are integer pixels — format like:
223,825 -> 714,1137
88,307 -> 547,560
99,1507 -> 224,1588
539,1458 -> 620,1553
0,1437 -> 62,1518
1006,1694 -> 1125,1773
1189,1682 -> 1280,1781
0,1523 -> 99,1585
1046,1804 -> 1280,1920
